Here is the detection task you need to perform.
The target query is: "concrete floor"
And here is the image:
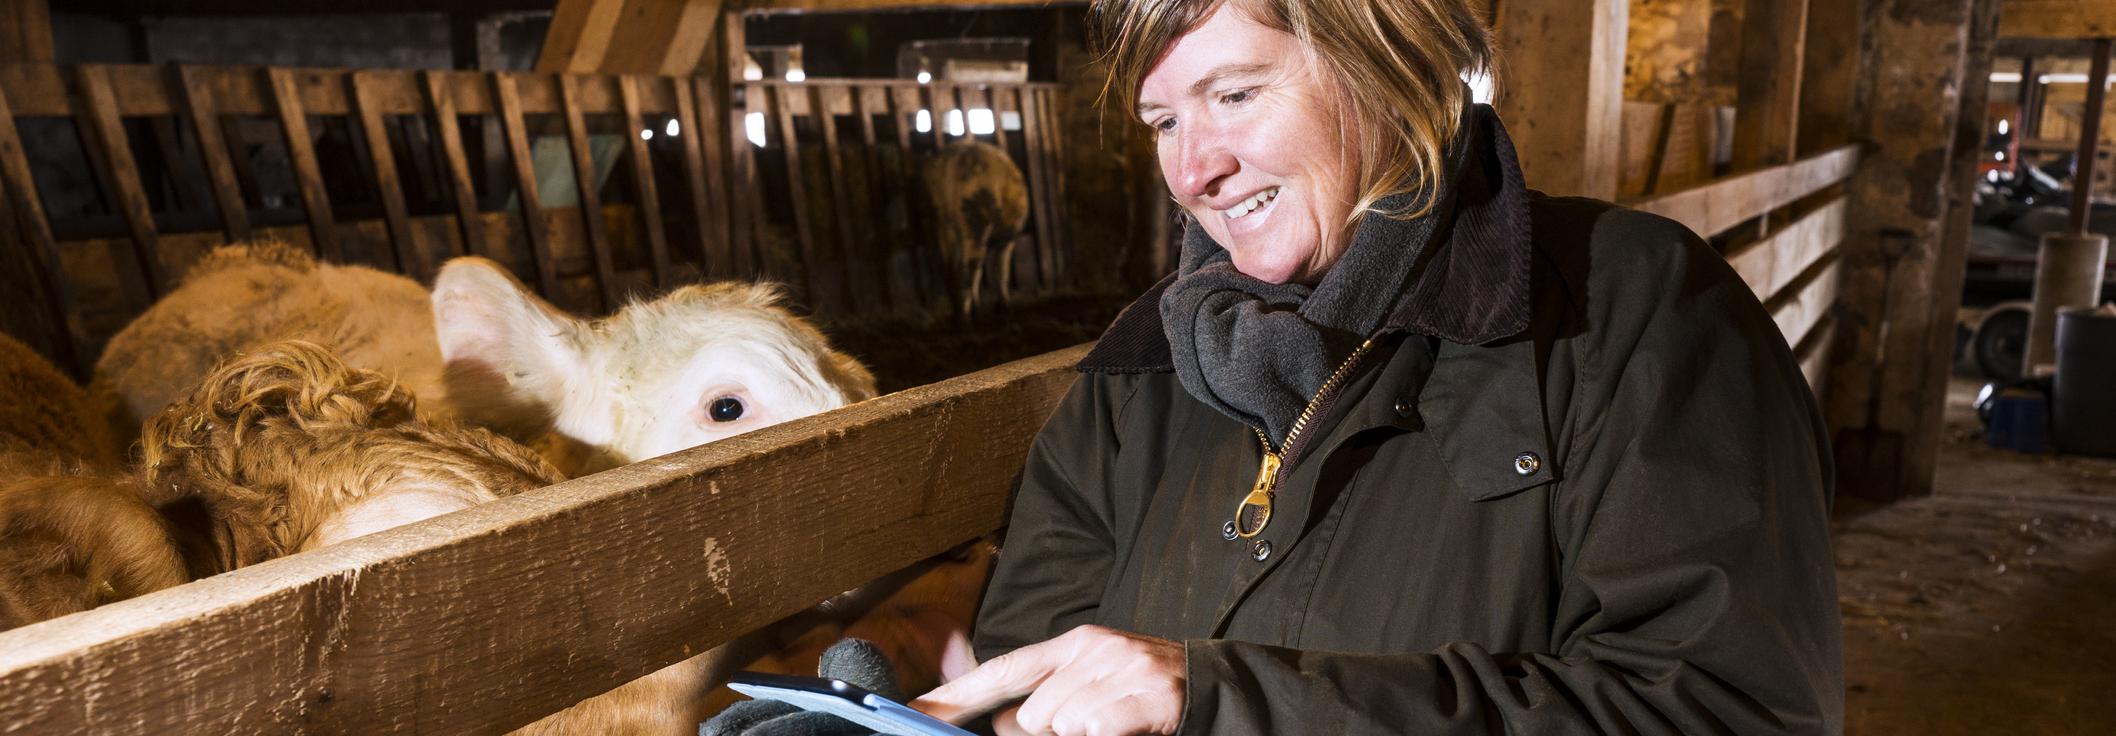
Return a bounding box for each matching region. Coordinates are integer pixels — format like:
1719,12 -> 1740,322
1837,377 -> 2116,733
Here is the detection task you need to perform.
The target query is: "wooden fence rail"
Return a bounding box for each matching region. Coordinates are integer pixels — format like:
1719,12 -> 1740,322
0,344 -> 1088,735
1633,142 -> 1862,391
0,62 -> 1071,375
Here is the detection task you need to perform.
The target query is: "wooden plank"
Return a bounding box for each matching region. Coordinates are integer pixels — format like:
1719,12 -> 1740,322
266,67 -> 340,262
814,84 -> 863,311
926,82 -> 949,148
1998,0 -> 2116,38
77,64 -> 170,296
891,84 -> 934,300
1768,255 -> 1838,351
494,73 -> 561,298
0,64 -> 683,119
619,75 -> 673,289
1732,0 -> 1809,170
535,0 -> 627,74
423,70 -> 487,262
1795,315 -> 1834,397
1494,0 -> 1627,199
725,16 -> 759,276
674,78 -> 724,277
173,65 -> 251,242
1723,196 -> 1846,303
1631,143 -> 1858,238
770,83 -> 825,309
1795,0 -> 1862,156
0,344 -> 1086,735
350,71 -> 427,278
0,83 -> 86,370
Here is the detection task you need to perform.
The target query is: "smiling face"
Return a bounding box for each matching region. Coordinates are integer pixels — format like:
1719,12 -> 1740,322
1137,3 -> 1364,284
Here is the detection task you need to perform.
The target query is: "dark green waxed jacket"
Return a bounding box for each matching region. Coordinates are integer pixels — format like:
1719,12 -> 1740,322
971,111 -> 1843,734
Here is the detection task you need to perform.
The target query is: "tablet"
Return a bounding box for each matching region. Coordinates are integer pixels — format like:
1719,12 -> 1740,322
727,671 -> 976,736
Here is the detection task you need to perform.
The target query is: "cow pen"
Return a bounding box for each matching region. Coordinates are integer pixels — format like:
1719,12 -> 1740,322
0,136 -> 1856,733
0,62 -> 1072,377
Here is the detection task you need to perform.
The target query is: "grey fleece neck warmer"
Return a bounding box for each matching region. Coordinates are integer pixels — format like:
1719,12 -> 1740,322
1160,103 -> 1481,446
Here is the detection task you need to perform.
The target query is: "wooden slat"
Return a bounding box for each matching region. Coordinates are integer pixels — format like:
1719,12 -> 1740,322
728,83 -> 761,276
1493,0 -> 1626,199
1723,196 -> 1846,303
674,78 -> 725,278
926,82 -> 948,148
0,0 -> 54,64
0,344 -> 1087,735
266,67 -> 340,262
174,64 -> 251,242
618,75 -> 672,290
423,70 -> 487,262
494,72 -> 560,298
851,84 -> 896,310
1631,144 -> 1858,239
0,84 -> 87,369
77,64 -> 170,295
1768,256 -> 1838,350
1795,315 -> 1834,396
770,83 -> 825,309
0,64 -> 694,119
1039,87 -> 1070,284
350,71 -> 426,277
559,74 -> 620,311
892,84 -> 934,300
1017,86 -> 1055,290
814,84 -> 863,311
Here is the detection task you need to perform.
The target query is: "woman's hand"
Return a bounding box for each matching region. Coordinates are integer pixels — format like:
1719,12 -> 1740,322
910,625 -> 1186,736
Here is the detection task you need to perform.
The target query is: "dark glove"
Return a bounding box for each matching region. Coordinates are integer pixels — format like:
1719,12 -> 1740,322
699,638 -> 901,736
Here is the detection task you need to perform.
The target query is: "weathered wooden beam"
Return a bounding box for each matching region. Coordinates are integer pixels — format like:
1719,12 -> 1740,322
174,65 -> 253,243
266,67 -> 341,263
538,0 -> 726,75
1998,0 -> 2116,39
77,64 -> 171,296
350,71 -> 428,277
559,74 -> 620,312
423,70 -> 489,262
1494,0 -> 1628,199
1630,144 -> 1859,238
494,72 -> 562,298
1732,0 -> 1810,169
1827,0 -> 1996,502
1725,196 -> 1848,303
1767,255 -> 1840,349
619,75 -> 674,289
0,344 -> 1086,735
0,0 -> 51,63
0,83 -> 83,373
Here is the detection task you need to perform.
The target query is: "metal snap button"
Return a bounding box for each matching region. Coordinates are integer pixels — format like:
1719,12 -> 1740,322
1514,451 -> 1542,476
1221,520 -> 1240,541
1251,540 -> 1272,562
1393,398 -> 1413,417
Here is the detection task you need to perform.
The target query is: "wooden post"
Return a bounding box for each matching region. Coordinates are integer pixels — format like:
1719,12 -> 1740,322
537,0 -> 725,75
174,65 -> 252,243
1826,0 -> 1995,502
2022,37 -> 2113,376
0,84 -> 84,373
674,79 -> 725,278
1732,0 -> 1810,170
2069,40 -> 2110,237
770,83 -> 825,310
267,68 -> 341,263
813,84 -> 865,311
76,64 -> 170,296
1494,0 -> 1628,199
1796,0 -> 1866,156
423,70 -> 488,261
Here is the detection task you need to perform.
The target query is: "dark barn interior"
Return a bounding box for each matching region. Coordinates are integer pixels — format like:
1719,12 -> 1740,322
0,0 -> 2113,733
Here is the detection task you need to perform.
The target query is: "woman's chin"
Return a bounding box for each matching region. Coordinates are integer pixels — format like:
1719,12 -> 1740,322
1230,256 -> 1303,284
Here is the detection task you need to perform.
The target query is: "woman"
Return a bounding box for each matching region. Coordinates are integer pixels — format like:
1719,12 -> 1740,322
908,0 -> 1843,733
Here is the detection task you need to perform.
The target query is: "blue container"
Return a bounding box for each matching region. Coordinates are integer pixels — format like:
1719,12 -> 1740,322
1986,388 -> 2050,454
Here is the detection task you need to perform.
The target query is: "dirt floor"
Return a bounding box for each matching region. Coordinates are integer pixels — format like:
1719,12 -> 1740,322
1837,376 -> 2116,733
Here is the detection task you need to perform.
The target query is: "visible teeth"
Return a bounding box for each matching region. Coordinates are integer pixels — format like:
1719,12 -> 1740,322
1225,187 -> 1279,219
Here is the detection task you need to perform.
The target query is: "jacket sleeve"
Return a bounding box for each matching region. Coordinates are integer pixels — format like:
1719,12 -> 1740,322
970,373 -> 1135,663
1179,214 -> 1843,734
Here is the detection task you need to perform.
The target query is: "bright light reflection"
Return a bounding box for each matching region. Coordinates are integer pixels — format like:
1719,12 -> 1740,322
746,112 -> 767,147
666,118 -> 680,137
915,109 -> 932,133
968,108 -> 995,135
1001,111 -> 1023,130
786,69 -> 806,83
641,129 -> 654,140
947,109 -> 965,136
917,71 -> 932,84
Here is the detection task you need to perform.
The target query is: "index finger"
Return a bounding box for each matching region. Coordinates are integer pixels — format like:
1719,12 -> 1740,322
908,640 -> 1064,724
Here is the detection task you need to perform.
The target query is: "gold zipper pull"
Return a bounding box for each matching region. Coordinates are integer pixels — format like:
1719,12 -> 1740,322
1235,449 -> 1281,538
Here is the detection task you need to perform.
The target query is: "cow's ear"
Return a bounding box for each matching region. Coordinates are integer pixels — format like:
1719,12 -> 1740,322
431,258 -> 587,436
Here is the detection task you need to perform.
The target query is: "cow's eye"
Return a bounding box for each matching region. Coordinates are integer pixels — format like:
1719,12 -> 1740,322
708,396 -> 745,422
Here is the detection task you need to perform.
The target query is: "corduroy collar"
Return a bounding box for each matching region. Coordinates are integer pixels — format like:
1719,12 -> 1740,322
1079,105 -> 1535,373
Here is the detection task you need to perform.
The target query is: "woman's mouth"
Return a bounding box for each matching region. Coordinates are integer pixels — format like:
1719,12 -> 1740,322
1224,187 -> 1280,220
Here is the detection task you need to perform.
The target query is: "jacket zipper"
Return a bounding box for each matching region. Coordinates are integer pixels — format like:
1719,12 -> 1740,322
1234,336 -> 1379,539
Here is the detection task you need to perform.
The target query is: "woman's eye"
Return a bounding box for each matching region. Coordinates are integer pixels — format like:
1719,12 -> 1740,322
708,396 -> 745,422
1220,88 -> 1254,105
1153,117 -> 1177,132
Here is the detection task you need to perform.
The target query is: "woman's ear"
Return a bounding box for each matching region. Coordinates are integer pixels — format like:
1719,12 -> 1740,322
431,258 -> 588,437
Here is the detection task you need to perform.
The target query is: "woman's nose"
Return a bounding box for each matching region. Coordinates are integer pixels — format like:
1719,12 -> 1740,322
1167,128 -> 1237,200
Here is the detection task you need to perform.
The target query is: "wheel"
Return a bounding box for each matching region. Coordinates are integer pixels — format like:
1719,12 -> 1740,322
1973,303 -> 2032,381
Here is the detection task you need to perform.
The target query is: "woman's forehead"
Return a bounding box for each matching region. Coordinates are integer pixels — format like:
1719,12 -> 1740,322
1139,6 -> 1295,99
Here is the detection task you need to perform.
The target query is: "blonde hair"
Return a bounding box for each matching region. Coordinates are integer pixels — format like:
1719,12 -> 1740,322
1091,0 -> 1493,221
